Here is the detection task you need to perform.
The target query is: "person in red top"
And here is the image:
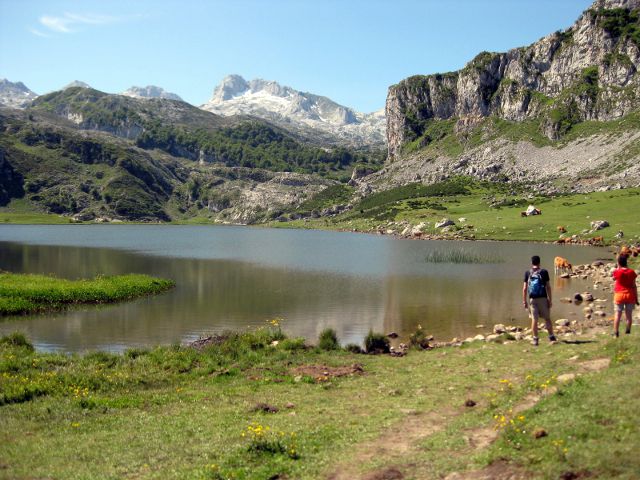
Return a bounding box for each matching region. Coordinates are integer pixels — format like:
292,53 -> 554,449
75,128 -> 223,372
612,254 -> 639,337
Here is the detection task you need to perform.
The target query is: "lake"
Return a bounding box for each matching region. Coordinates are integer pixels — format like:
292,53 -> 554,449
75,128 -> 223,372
0,225 -> 609,352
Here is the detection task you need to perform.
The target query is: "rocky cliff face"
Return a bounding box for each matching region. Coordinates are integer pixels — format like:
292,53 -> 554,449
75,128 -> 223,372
386,0 -> 640,159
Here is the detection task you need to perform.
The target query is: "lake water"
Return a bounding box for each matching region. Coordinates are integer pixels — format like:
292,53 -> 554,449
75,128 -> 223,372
0,225 -> 609,352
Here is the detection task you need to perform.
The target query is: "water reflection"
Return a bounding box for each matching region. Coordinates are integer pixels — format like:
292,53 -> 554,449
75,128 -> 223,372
0,225 -> 608,352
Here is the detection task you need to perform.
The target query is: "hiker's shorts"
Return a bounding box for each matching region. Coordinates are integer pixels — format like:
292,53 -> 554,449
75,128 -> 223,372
615,303 -> 635,314
529,297 -> 551,322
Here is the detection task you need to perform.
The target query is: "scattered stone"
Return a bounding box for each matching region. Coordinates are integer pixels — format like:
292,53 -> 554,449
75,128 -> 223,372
285,402 -> 295,409
486,334 -> 501,343
252,403 -> 279,413
556,319 -> 571,327
473,334 -> 486,342
533,428 -> 548,439
493,324 -> 507,334
569,355 -> 580,361
595,311 -> 607,317
435,218 -> 455,229
557,373 -> 577,384
560,297 -> 572,303
476,324 -> 484,328
583,293 -> 594,302
387,332 -> 399,339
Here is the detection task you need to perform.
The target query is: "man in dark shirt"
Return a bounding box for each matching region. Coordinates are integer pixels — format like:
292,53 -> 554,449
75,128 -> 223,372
522,255 -> 557,346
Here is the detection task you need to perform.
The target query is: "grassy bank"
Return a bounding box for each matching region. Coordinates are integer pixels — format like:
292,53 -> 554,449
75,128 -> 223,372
1,326 -> 638,479
0,273 -> 174,316
277,181 -> 640,244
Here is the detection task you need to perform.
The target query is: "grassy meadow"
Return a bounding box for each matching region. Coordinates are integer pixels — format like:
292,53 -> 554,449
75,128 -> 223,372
1,326 -> 639,479
0,273 -> 174,316
279,181 -> 640,244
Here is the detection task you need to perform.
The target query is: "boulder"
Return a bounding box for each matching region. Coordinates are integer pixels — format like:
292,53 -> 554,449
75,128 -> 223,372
590,220 -> 609,231
435,218 -> 455,229
555,319 -> 571,327
493,324 -> 507,334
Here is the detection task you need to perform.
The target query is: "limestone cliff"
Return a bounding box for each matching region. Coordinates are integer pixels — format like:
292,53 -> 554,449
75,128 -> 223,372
386,0 -> 640,159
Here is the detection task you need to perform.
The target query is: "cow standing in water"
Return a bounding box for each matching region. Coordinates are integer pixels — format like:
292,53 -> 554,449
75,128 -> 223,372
554,256 -> 572,275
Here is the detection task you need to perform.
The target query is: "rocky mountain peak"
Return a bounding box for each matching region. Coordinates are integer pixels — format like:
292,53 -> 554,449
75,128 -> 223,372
121,85 -> 183,101
0,78 -> 38,108
202,75 -> 386,148
63,80 -> 91,90
210,74 -> 250,102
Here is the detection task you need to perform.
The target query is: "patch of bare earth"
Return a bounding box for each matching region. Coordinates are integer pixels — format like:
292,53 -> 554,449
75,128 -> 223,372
291,364 -> 364,382
443,460 -> 531,480
327,409 -> 458,480
446,357 -> 611,478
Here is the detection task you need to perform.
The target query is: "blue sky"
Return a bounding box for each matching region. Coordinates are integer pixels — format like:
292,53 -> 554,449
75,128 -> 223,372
0,0 -> 593,112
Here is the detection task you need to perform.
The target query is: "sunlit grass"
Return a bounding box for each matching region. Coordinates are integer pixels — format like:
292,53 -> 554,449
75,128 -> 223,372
0,272 -> 174,316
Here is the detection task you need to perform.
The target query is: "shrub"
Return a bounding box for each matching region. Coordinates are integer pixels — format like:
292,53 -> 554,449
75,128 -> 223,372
0,332 -> 34,351
344,343 -> 363,354
409,326 -> 430,349
279,338 -> 307,351
318,328 -> 340,351
364,331 -> 390,354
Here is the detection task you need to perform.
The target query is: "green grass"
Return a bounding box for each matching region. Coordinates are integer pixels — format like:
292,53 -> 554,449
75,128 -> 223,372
285,184 -> 640,245
0,272 -> 175,316
1,326 -> 638,479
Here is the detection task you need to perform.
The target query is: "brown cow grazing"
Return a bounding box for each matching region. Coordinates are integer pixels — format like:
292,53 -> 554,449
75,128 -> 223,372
557,226 -> 567,233
590,236 -> 604,246
521,211 -> 528,217
619,246 -> 632,259
554,256 -> 573,275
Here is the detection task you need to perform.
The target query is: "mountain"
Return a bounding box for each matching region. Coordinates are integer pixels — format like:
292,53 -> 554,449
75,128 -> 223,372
0,79 -> 38,109
63,80 -> 92,90
121,85 -> 183,101
201,74 -> 386,148
0,86 -> 381,222
377,0 -> 640,193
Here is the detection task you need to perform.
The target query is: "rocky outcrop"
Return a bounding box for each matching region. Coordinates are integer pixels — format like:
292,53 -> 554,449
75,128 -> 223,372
121,85 -> 183,102
386,0 -> 640,159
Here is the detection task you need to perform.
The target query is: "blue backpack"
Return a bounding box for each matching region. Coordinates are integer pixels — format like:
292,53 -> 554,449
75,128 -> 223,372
528,269 -> 546,298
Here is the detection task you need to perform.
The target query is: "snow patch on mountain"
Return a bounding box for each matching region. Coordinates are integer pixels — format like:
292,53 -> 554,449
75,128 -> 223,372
201,74 -> 385,147
0,79 -> 38,109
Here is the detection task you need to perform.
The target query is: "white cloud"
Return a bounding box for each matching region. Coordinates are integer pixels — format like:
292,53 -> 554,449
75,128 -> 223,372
28,27 -> 51,38
37,12 -> 121,34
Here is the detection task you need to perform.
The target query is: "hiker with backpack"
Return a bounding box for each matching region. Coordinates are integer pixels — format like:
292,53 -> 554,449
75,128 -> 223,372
523,255 -> 557,346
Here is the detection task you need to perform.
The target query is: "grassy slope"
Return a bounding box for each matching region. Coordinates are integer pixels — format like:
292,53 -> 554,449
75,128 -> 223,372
0,329 -> 638,479
279,185 -> 640,244
0,273 -> 174,316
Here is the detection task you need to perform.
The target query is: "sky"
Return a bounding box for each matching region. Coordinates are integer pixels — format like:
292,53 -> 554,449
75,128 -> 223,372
0,0 -> 594,113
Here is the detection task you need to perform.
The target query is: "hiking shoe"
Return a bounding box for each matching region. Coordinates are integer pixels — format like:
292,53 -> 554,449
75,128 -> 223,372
625,328 -> 631,335
548,335 -> 557,343
532,336 -> 539,346
613,331 -> 620,338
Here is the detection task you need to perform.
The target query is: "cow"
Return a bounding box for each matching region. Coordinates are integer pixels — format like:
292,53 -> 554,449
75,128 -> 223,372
554,256 -> 573,275
589,236 -> 604,246
557,226 -> 567,234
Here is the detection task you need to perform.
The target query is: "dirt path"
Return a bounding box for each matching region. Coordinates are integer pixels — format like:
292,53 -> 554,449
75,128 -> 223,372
327,356 -> 612,480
